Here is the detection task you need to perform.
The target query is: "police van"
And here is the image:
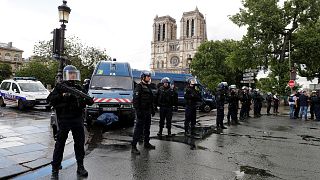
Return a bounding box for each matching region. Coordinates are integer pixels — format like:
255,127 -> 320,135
0,77 -> 51,110
85,60 -> 135,126
132,70 -> 216,112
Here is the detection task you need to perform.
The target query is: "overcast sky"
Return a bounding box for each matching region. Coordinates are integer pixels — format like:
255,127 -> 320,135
0,0 -> 246,70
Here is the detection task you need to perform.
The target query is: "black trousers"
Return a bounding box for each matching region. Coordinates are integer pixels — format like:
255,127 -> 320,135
159,107 -> 173,129
310,105 -> 314,119
52,120 -> 85,168
267,103 -> 272,114
314,105 -> 320,121
185,105 -> 197,131
216,106 -> 224,127
132,111 -> 151,146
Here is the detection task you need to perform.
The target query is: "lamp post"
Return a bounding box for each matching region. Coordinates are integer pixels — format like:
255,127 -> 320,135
56,0 -> 71,83
187,55 -> 192,74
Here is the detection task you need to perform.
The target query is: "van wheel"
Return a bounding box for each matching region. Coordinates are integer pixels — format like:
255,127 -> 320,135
0,97 -> 6,107
18,100 -> 24,110
201,104 -> 212,113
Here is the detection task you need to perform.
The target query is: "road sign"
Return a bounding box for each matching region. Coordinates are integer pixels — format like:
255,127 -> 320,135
241,80 -> 255,84
243,72 -> 254,77
243,77 -> 254,81
288,80 -> 295,88
244,69 -> 258,73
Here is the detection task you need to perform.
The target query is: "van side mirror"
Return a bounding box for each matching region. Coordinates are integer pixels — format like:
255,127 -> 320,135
13,89 -> 20,93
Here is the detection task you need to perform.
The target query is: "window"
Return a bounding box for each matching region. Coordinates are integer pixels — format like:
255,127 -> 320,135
170,56 -> 179,66
186,20 -> 189,37
4,53 -> 11,60
12,83 -> 20,93
157,61 -> 160,68
0,82 -> 11,91
162,24 -> 165,41
158,24 -> 161,41
171,25 -> 173,40
14,54 -> 19,61
161,61 -> 164,68
191,19 -> 194,37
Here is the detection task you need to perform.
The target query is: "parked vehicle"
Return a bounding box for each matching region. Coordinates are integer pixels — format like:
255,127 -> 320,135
132,70 -> 216,112
0,77 -> 51,110
85,60 -> 135,126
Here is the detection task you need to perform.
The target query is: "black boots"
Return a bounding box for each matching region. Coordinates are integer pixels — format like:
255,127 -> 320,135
157,128 -> 163,136
51,166 -> 59,179
131,145 -> 140,155
144,142 -> 156,149
77,164 -> 88,177
167,129 -> 171,136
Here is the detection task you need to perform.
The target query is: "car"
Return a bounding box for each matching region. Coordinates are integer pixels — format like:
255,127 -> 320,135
0,77 -> 51,110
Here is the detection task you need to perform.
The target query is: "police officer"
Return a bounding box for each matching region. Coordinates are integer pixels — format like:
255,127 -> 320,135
239,86 -> 250,120
184,78 -> 202,135
131,71 -> 156,155
155,77 -> 178,136
309,91 -> 316,120
252,89 -> 263,118
227,85 -> 240,125
216,82 -> 228,129
83,79 -> 90,94
266,92 -> 273,115
48,65 -> 94,178
312,90 -> 320,121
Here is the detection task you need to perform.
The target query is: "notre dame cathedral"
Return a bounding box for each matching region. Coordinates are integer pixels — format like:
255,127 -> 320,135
150,7 -> 207,73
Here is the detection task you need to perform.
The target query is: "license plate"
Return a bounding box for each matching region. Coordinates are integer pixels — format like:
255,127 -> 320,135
40,100 -> 46,103
103,107 -> 117,111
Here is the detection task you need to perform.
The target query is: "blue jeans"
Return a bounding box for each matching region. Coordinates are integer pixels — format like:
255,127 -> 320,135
299,106 -> 308,120
289,104 -> 295,119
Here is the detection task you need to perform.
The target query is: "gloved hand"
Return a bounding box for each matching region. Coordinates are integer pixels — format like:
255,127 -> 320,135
151,110 -> 155,117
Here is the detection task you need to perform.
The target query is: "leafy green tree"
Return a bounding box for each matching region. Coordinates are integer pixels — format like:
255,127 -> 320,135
230,0 -> 320,93
191,40 -> 241,91
0,63 -> 12,82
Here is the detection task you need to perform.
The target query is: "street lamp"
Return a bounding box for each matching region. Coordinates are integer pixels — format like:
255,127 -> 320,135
56,0 -> 71,83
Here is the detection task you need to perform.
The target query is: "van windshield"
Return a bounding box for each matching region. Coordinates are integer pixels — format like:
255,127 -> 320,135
19,83 -> 47,92
90,76 -> 133,90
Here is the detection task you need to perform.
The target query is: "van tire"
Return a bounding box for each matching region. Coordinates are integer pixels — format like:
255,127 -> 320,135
0,97 -> 6,107
18,100 -> 24,110
201,104 -> 212,113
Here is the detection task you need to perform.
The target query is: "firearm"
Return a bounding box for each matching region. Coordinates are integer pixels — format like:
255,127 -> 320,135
56,82 -> 94,104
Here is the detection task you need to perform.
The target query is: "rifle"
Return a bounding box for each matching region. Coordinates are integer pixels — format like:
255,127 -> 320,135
56,82 -> 94,104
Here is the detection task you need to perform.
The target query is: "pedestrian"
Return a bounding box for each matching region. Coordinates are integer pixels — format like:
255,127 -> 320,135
155,77 -> 178,136
294,91 -> 301,118
47,65 -> 94,178
131,71 -> 156,155
266,92 -> 273,115
288,93 -> 296,119
184,77 -> 202,135
216,82 -> 228,130
309,91 -> 316,120
299,90 -> 309,121
227,85 -> 240,125
273,94 -> 280,114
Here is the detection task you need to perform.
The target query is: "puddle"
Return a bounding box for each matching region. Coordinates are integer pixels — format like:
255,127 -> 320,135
300,135 -> 320,142
0,135 -> 5,139
261,135 -> 288,140
238,165 -> 275,178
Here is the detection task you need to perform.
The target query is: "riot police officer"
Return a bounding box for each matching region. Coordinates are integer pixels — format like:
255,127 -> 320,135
155,77 -> 178,136
311,90 -> 320,121
266,92 -> 273,115
48,65 -> 94,178
216,82 -> 228,129
227,85 -> 240,125
252,89 -> 263,118
83,78 -> 90,94
309,91 -> 316,120
184,78 -> 202,135
239,86 -> 250,120
131,71 -> 156,155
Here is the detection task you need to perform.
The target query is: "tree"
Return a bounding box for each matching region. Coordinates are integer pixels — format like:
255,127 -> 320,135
292,21 -> 320,82
33,36 -> 110,82
191,40 -> 241,91
230,0 -> 320,93
0,63 -> 12,82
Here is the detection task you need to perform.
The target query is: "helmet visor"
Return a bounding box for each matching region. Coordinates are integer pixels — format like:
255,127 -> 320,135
63,70 -> 81,81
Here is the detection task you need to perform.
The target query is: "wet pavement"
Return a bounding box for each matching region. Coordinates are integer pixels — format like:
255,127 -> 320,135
0,107 -> 79,179
14,105 -> 320,180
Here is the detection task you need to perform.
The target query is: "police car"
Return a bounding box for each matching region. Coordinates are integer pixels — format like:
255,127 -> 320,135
0,77 -> 51,110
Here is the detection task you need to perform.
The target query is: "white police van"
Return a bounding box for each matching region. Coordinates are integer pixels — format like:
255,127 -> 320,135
0,77 -> 51,110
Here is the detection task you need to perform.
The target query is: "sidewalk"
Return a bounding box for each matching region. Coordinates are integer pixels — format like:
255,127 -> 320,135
0,109 -> 85,179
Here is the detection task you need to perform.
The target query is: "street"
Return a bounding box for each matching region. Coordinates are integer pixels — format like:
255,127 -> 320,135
5,106 -> 320,180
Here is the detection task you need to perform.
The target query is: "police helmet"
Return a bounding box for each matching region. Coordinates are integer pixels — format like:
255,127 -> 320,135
242,86 -> 248,90
218,82 -> 228,91
267,92 -> 272,95
140,71 -> 151,79
161,77 -> 171,84
84,78 -> 90,84
229,85 -> 237,89
63,65 -> 80,81
187,77 -> 199,85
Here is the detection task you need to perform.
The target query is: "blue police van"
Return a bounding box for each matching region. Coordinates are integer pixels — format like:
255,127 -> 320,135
132,70 -> 216,112
85,60 -> 135,126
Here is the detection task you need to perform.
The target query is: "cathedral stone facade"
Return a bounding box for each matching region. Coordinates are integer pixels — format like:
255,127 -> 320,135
150,7 -> 207,73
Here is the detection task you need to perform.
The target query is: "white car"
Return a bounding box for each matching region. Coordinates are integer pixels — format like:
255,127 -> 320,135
0,77 -> 51,110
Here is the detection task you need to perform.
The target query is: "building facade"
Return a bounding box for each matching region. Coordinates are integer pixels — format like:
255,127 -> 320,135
151,7 -> 207,73
0,42 -> 24,74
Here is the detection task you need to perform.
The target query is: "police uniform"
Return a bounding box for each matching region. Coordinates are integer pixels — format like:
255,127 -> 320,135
266,93 -> 273,115
184,81 -> 201,135
155,78 -> 178,136
131,72 -> 155,155
239,90 -> 250,120
216,83 -> 228,129
227,90 -> 240,125
48,65 -> 93,178
311,91 -> 320,121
